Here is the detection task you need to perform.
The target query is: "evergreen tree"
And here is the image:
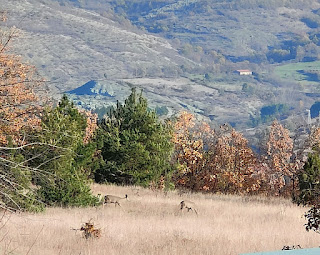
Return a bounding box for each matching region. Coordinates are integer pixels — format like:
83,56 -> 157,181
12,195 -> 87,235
296,153 -> 320,206
32,95 -> 98,207
95,88 -> 173,186
0,140 -> 44,212
295,153 -> 320,234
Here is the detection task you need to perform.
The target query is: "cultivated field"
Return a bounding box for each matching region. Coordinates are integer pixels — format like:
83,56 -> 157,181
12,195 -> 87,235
0,184 -> 319,255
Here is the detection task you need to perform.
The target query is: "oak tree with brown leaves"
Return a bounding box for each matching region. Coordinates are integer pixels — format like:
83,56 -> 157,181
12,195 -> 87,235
172,111 -> 212,190
173,112 -> 260,194
206,129 -> 260,194
0,13 -> 44,211
264,120 -> 294,195
0,13 -> 43,146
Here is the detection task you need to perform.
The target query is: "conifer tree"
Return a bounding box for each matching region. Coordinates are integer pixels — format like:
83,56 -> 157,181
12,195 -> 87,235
32,95 -> 98,207
297,153 -> 320,206
95,88 -> 173,186
295,153 -> 320,234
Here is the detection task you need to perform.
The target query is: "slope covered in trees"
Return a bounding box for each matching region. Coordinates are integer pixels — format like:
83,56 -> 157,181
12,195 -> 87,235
2,0 -> 320,131
55,0 -> 320,63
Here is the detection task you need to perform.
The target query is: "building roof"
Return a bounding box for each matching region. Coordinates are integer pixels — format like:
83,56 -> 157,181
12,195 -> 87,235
236,69 -> 252,72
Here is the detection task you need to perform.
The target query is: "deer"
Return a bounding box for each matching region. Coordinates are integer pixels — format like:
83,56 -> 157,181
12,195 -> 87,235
180,200 -> 198,215
102,194 -> 128,207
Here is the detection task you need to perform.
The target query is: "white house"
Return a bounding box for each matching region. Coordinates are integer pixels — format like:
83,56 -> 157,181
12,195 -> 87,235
235,69 -> 252,75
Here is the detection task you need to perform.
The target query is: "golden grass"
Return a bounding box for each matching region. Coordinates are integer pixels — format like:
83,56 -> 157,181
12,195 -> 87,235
0,184 -> 319,255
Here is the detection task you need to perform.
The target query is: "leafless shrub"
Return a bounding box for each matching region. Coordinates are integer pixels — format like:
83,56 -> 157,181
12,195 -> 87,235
79,221 -> 101,239
282,245 -> 302,250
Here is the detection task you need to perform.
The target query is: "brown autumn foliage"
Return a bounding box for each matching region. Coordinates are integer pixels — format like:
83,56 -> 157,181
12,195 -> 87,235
262,120 -> 294,196
79,109 -> 98,144
0,15 -> 97,147
172,111 -> 207,190
0,15 -> 42,146
172,112 -> 309,197
205,129 -> 261,194
173,112 -> 261,194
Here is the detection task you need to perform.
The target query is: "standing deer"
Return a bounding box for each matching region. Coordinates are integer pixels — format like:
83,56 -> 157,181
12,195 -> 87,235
103,194 -> 128,207
180,200 -> 198,215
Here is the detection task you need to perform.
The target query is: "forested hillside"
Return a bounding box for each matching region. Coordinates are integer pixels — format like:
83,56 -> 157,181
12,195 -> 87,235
2,0 -> 320,130
56,0 -> 320,63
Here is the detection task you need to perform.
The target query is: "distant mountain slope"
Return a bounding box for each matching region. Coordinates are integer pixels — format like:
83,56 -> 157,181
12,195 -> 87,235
66,76 -> 268,131
64,0 -> 320,62
125,0 -> 320,60
1,0 -> 317,131
0,0 -> 197,96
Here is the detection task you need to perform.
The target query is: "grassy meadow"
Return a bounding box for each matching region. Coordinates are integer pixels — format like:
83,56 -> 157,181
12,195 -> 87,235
0,184 -> 319,255
274,61 -> 320,88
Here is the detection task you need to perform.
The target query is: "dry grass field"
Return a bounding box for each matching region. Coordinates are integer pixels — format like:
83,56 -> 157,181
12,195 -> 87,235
0,184 -> 319,255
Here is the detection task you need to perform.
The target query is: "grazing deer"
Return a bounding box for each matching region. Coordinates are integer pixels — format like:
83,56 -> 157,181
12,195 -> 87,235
103,194 -> 128,207
180,200 -> 198,215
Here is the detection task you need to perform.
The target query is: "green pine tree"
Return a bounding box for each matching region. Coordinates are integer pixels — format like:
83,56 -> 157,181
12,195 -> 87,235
295,153 -> 320,234
296,153 -> 320,206
95,88 -> 174,186
32,95 -> 98,207
0,139 -> 44,212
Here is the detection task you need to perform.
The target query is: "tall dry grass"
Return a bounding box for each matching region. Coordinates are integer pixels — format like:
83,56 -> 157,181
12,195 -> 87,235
0,184 -> 319,255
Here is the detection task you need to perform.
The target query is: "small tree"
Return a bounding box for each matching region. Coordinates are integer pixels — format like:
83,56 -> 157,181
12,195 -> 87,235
31,95 -> 98,207
95,88 -> 173,187
172,111 -> 211,191
0,14 -> 44,211
295,153 -> 320,234
207,129 -> 260,194
264,120 -> 294,195
297,154 -> 320,206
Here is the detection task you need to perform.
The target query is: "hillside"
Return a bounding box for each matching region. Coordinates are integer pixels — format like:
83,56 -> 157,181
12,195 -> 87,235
2,0 -> 320,130
1,0 -> 196,94
58,0 -> 320,62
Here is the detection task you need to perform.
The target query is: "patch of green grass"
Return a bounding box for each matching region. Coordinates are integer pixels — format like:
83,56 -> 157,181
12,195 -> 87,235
274,61 -> 320,85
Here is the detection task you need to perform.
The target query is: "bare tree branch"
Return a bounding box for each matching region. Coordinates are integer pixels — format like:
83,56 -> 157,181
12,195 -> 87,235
0,142 -> 74,151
